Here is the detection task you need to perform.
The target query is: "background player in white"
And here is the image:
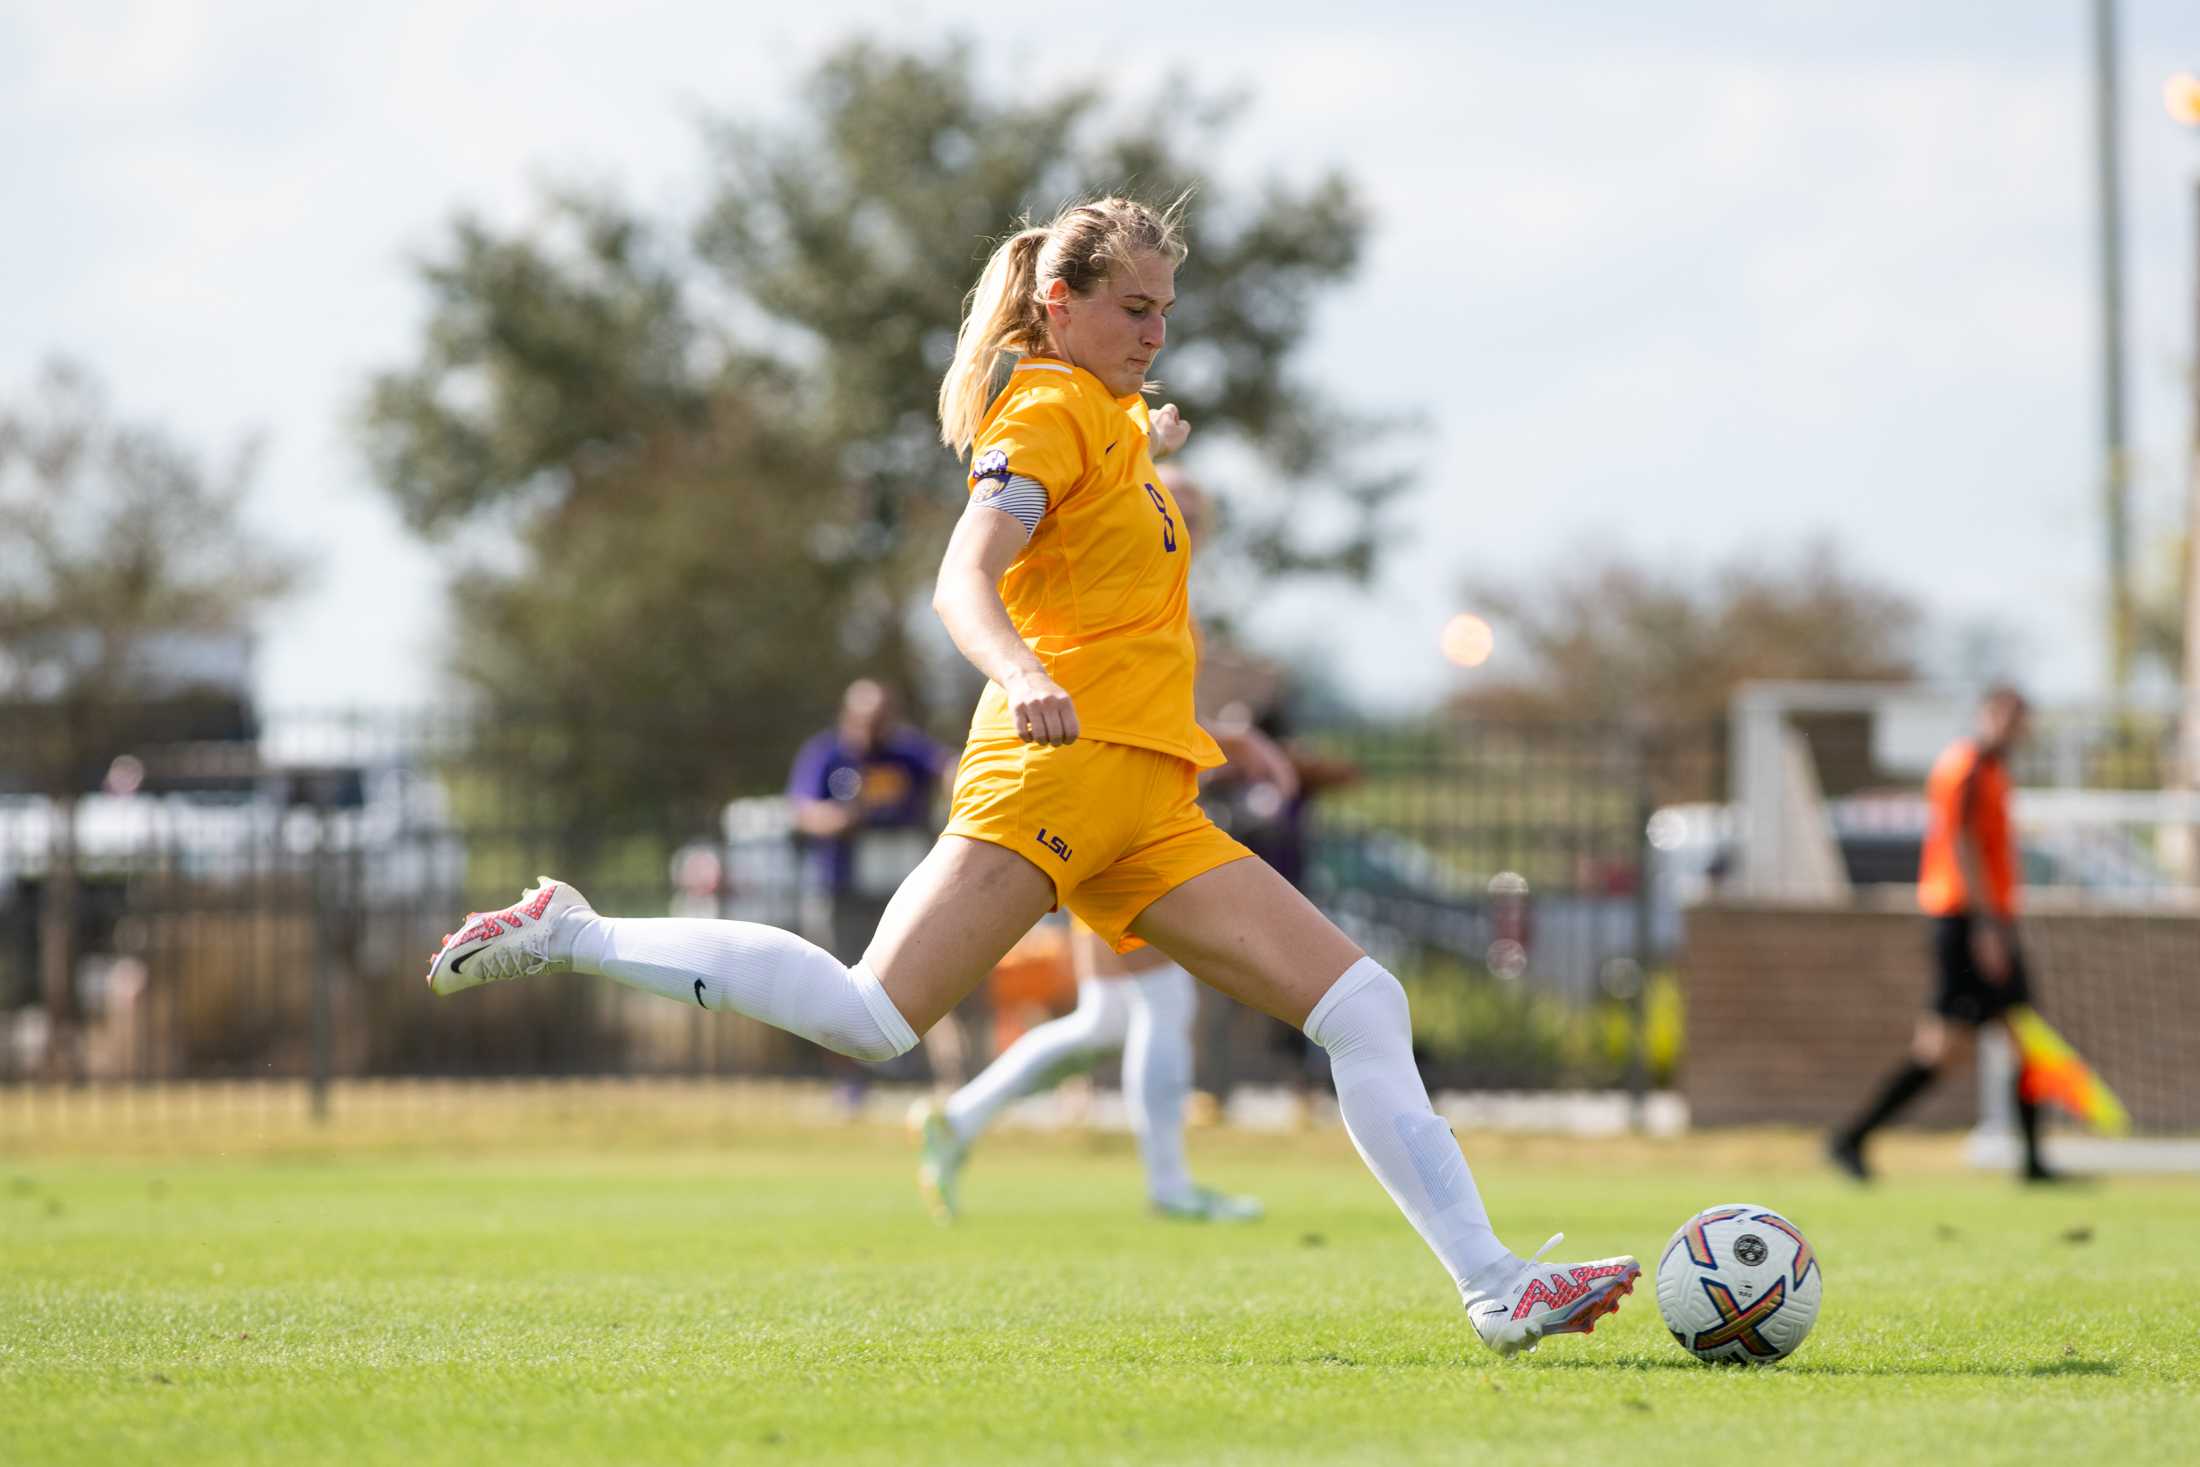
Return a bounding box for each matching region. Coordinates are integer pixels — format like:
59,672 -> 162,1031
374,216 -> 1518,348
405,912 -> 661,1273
913,919 -> 1260,1222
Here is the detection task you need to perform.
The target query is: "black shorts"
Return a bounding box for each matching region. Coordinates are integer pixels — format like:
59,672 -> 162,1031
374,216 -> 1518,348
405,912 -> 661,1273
1930,914 -> 2031,1025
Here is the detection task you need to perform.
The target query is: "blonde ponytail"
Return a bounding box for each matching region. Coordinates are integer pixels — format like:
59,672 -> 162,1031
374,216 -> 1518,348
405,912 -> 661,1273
938,228 -> 1049,453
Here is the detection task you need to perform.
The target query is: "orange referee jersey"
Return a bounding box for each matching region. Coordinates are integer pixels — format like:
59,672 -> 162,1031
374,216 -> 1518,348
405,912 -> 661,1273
1916,739 -> 2018,918
965,357 -> 1223,768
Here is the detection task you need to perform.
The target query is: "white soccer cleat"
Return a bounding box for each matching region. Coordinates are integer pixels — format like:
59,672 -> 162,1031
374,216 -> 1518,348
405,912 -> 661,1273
1153,1186 -> 1265,1223
425,876 -> 589,996
1463,1233 -> 1641,1357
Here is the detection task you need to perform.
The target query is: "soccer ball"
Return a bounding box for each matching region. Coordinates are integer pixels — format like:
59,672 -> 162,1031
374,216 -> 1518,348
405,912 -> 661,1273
1655,1203 -> 1822,1365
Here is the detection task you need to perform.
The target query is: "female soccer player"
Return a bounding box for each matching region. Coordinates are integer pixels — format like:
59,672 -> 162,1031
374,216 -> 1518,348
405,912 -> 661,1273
425,196 -> 1638,1355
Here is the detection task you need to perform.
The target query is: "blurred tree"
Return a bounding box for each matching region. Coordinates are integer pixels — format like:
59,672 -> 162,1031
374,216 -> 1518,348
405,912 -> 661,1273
696,40 -> 1405,665
453,381 -> 871,854
1452,538 -> 1922,737
0,360 -> 297,1078
362,194 -> 711,533
360,195 -> 867,843
361,38 -> 1400,817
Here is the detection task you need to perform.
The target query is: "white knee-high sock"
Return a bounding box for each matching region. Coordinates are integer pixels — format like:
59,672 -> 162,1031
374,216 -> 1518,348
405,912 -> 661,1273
944,977 -> 1130,1146
1305,957 -> 1512,1296
554,914 -> 917,1063
1124,962 -> 1197,1204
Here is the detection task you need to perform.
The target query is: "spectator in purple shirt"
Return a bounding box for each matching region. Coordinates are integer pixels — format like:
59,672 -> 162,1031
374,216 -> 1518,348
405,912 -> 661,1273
787,679 -> 951,964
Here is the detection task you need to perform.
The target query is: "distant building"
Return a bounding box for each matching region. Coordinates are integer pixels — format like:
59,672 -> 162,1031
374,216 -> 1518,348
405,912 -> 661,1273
0,629 -> 257,796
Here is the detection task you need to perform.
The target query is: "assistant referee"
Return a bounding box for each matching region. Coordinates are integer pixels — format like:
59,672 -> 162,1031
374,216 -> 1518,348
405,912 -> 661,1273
1828,686 -> 2058,1182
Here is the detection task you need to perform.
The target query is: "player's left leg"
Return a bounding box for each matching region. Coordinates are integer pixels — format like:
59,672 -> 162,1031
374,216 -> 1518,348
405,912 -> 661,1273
940,976 -> 1131,1145
1829,1013 -> 1962,1180
1128,856 -> 1636,1353
914,974 -> 1132,1217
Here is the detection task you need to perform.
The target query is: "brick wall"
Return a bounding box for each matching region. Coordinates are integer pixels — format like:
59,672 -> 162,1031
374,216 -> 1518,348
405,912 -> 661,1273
1681,901 -> 2200,1132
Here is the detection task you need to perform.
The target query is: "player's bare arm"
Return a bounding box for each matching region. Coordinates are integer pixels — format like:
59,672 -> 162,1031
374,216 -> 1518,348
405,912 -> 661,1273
791,798 -> 860,838
1207,717 -> 1299,802
932,500 -> 1079,746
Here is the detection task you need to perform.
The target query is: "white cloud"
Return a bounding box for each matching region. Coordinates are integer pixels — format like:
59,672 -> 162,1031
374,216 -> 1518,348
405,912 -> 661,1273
23,0 -> 219,109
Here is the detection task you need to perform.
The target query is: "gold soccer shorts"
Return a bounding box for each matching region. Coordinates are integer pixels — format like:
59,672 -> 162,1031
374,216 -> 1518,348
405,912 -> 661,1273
943,736 -> 1253,951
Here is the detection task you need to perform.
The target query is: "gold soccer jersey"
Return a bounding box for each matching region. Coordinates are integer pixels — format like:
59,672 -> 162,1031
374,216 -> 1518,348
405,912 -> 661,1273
964,357 -> 1223,769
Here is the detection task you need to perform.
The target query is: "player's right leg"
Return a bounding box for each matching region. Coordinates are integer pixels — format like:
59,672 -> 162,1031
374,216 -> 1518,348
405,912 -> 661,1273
915,973 -> 1132,1218
423,836 -> 1056,1067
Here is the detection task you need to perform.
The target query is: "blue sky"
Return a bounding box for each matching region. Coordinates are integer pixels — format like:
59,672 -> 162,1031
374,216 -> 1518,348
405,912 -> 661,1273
2,0 -> 2195,713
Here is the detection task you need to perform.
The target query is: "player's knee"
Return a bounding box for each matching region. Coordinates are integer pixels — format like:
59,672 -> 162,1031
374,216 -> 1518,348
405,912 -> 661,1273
816,1005 -> 920,1064
832,1029 -> 910,1064
825,962 -> 921,1063
1070,979 -> 1134,1049
1303,958 -> 1408,1059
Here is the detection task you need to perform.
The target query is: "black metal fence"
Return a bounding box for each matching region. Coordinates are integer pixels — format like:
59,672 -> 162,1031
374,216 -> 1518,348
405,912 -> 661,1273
0,707 -> 1715,1095
1284,723 -> 1718,1092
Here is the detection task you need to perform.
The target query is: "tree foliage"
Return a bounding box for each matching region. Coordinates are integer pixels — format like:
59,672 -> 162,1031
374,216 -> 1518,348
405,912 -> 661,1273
1453,538 -> 1923,736
360,38 -> 1400,808
362,195 -> 709,535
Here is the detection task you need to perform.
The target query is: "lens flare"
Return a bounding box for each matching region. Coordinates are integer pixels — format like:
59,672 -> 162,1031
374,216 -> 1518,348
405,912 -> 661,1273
2169,72 -> 2200,128
1441,612 -> 1495,668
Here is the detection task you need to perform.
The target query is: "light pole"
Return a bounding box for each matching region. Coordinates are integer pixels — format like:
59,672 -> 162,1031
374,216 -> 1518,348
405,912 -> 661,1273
2094,0 -> 2134,693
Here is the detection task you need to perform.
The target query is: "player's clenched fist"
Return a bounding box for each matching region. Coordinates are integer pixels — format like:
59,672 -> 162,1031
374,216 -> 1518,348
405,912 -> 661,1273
1148,403 -> 1190,460
1004,668 -> 1079,746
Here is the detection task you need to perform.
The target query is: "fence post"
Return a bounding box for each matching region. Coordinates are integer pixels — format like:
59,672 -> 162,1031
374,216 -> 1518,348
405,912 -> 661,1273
1628,729 -> 1655,1123
308,802 -> 332,1124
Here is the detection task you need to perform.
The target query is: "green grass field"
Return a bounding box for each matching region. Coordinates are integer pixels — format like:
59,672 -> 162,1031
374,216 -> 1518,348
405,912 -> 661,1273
4,1095 -> 2197,1466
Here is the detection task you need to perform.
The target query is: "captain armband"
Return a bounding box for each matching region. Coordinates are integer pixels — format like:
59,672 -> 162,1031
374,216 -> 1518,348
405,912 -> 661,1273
970,447 -> 1050,536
